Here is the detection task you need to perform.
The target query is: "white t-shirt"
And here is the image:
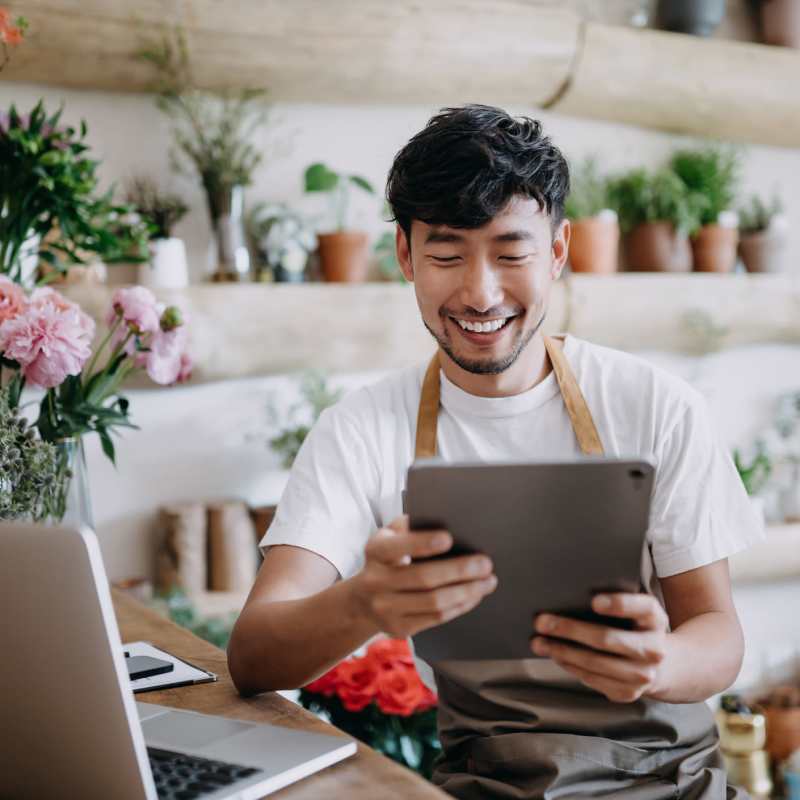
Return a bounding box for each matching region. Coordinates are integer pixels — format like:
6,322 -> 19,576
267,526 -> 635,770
261,335 -> 763,682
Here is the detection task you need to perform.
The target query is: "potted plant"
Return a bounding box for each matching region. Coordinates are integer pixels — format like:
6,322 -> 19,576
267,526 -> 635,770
757,0 -> 800,48
126,176 -> 190,289
0,101 -> 150,287
138,27 -> 269,282
738,194 -> 788,274
608,168 -> 704,272
670,146 -> 740,273
246,202 -> 316,283
304,162 -> 376,282
656,0 -> 726,37
564,159 -> 619,274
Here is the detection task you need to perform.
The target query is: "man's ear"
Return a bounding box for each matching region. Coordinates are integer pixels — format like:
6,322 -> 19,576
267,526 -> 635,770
396,225 -> 414,283
550,218 -> 570,280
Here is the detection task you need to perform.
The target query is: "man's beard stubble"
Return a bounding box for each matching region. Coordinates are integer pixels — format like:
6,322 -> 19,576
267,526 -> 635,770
423,311 -> 546,375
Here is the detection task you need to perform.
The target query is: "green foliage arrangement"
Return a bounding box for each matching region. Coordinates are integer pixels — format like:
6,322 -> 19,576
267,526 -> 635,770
0,387 -> 59,521
304,162 -> 375,231
738,194 -> 784,235
669,146 -> 740,226
125,176 -> 189,240
564,158 -> 613,220
0,101 -> 151,282
137,27 -> 269,218
267,372 -> 343,469
162,588 -> 237,650
607,168 -> 705,236
733,447 -> 772,496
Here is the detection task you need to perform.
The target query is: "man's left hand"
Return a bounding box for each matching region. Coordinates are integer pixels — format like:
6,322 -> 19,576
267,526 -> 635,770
531,593 -> 670,703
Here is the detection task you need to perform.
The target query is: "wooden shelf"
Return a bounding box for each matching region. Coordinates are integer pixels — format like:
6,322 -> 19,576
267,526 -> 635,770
5,1 -> 800,148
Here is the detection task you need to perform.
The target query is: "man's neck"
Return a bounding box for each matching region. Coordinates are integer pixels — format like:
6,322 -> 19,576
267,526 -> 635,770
438,334 -> 553,398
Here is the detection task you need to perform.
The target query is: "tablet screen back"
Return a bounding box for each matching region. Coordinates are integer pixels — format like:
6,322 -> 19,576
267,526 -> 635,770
406,458 -> 654,662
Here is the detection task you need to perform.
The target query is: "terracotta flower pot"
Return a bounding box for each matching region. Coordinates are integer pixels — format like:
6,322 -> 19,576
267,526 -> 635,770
624,222 -> 692,272
317,231 -> 371,282
739,230 -> 787,274
692,224 -> 739,273
761,0 -> 800,48
764,706 -> 800,764
568,216 -> 620,274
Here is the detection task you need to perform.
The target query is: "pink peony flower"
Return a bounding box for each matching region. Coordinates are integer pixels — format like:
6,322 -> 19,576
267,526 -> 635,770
108,286 -> 160,335
0,302 -> 94,388
29,286 -> 95,337
144,326 -> 188,385
0,276 -> 28,325
174,351 -> 193,384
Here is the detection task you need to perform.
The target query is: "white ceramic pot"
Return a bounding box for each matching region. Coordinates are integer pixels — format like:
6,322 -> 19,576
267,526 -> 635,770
139,237 -> 189,289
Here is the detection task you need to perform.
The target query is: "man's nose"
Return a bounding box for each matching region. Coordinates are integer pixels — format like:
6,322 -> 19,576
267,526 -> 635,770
459,261 -> 503,313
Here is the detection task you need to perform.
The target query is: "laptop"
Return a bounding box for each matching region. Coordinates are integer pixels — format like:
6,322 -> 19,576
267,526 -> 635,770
0,522 -> 356,800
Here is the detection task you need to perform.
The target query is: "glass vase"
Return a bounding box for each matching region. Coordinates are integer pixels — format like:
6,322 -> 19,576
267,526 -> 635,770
206,184 -> 250,282
51,437 -> 95,529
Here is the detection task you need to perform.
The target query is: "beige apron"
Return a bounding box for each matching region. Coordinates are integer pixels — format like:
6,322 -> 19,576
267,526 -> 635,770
414,336 -> 744,800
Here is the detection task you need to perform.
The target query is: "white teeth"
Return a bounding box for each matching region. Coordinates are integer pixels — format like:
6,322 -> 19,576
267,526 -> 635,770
456,317 -> 509,333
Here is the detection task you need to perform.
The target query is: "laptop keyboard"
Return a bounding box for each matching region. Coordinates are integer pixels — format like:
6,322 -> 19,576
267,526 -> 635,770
148,747 -> 264,799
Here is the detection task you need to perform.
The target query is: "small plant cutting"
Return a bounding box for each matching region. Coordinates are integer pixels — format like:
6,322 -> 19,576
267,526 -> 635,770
0,101 -> 150,285
607,168 -> 705,272
125,177 -> 189,241
300,638 -> 441,778
304,162 -> 376,282
670,146 -> 741,273
263,371 -> 343,469
737,194 -> 787,274
564,159 -> 619,274
0,279 -> 191,522
246,202 -> 316,283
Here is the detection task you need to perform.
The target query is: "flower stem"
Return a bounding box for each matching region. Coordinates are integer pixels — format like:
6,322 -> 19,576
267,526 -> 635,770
83,315 -> 123,387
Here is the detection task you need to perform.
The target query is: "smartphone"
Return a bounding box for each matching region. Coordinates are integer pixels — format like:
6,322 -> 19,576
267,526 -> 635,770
125,655 -> 174,680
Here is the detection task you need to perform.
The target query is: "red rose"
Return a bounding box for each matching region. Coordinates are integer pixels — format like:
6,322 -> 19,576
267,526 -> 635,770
366,637 -> 414,669
304,665 -> 340,697
375,663 -> 432,716
335,656 -> 380,712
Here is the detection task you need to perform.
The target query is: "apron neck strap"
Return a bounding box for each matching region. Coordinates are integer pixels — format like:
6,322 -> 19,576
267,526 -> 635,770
415,335 -> 604,459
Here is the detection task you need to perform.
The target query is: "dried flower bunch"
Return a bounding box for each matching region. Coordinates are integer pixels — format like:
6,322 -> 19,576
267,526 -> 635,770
125,176 -> 189,240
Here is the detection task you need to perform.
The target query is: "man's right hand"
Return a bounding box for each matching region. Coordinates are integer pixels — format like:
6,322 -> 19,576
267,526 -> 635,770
349,514 -> 497,639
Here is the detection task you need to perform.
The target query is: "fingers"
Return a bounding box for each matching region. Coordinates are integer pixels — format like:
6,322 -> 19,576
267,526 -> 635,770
532,637 -> 659,690
390,553 -> 494,591
380,576 -> 498,618
533,614 -> 666,664
591,593 -> 669,632
381,579 -> 498,638
366,525 -> 453,565
552,660 -> 648,704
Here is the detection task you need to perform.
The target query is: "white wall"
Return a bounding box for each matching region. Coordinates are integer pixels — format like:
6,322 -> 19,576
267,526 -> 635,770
3,82 -> 799,281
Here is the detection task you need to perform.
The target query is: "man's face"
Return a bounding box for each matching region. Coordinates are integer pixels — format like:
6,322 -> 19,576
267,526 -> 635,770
396,196 -> 569,375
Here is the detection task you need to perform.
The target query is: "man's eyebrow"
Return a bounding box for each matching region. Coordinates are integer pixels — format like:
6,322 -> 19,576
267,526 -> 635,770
492,230 -> 535,243
424,229 -> 465,245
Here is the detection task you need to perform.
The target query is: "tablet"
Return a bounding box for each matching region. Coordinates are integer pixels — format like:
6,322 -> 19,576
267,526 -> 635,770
406,457 -> 655,662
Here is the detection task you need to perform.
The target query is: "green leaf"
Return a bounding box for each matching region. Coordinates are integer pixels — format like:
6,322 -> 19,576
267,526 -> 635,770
349,175 -> 375,194
304,162 -> 339,193
98,427 -> 116,465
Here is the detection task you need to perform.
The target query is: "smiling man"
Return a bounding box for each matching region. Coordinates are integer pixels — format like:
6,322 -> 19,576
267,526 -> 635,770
228,105 -> 763,799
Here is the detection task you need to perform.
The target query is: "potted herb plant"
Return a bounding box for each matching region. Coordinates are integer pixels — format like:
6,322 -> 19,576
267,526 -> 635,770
738,194 -> 787,274
564,159 -> 619,275
757,0 -> 800,48
670,146 -> 740,273
656,0 -> 726,37
126,176 -> 190,289
138,28 -> 269,282
246,202 -> 316,283
607,168 -> 704,272
304,162 -> 376,282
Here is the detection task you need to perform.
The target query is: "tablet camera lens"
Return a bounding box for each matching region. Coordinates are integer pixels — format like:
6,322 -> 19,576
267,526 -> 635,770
629,469 -> 645,480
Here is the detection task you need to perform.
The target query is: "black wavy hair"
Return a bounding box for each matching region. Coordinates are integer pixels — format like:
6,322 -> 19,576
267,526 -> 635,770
386,104 -> 570,245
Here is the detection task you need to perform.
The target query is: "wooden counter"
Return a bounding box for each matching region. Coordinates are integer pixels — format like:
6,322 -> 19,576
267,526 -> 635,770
113,589 -> 446,800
